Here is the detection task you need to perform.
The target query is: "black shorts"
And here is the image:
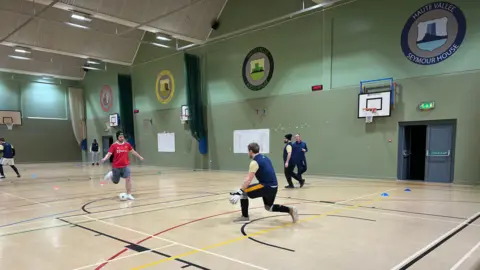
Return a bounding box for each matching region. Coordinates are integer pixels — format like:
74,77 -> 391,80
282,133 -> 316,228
245,183 -> 278,207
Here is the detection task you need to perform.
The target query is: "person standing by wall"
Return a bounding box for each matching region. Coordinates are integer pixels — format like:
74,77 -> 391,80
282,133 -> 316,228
292,134 -> 307,186
283,134 -> 302,188
0,138 -> 21,179
91,139 -> 100,166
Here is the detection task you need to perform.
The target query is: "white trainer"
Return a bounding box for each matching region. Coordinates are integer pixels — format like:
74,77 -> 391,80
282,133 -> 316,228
126,194 -> 135,200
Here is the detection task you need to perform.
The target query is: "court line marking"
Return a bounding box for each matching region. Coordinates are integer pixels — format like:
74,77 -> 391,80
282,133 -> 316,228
0,209 -> 79,228
94,203 -> 308,270
0,198 -> 227,237
450,239 -> 480,270
94,209 -> 242,269
297,200 -> 480,228
390,211 -> 480,270
72,243 -> 178,270
81,215 -> 269,270
0,191 -> 51,207
131,188 -> 397,269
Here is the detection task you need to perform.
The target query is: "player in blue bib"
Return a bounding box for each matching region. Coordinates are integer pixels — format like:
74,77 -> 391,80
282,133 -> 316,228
229,142 -> 298,223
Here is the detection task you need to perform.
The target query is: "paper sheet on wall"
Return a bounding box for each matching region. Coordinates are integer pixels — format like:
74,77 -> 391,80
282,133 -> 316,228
157,132 -> 175,152
233,129 -> 270,154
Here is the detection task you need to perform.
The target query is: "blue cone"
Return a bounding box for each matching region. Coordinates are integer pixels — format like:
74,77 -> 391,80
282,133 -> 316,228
381,192 -> 389,197
405,188 -> 411,192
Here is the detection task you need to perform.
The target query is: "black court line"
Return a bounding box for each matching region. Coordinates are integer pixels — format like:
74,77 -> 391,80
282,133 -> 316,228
57,218 -> 210,270
82,197 -> 114,214
398,212 -> 480,269
82,191 -> 222,214
77,193 -> 222,216
1,198 -> 226,238
279,196 -> 467,220
241,214 -> 376,252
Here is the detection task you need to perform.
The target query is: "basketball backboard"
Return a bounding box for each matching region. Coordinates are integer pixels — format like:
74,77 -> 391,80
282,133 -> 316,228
0,111 -> 22,125
358,91 -> 392,118
180,105 -> 189,123
358,77 -> 395,120
109,113 -> 119,127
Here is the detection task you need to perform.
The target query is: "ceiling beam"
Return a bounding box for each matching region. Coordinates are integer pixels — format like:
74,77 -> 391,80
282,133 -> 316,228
0,0 -> 60,43
118,0 -> 205,36
26,0 -> 204,44
1,41 -> 132,66
0,67 -> 83,80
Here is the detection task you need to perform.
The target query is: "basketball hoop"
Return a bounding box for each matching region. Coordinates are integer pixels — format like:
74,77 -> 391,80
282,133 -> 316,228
3,117 -> 13,130
180,105 -> 189,124
363,108 -> 377,123
181,115 -> 189,124
105,122 -> 111,132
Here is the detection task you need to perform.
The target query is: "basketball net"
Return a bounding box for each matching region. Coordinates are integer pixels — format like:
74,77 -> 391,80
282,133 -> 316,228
5,122 -> 13,130
105,122 -> 111,132
363,108 -> 377,123
180,114 -> 189,125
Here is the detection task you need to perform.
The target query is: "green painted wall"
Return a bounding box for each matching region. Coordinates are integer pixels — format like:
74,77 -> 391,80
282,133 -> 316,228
0,73 -> 82,163
83,64 -> 131,160
130,0 -> 479,184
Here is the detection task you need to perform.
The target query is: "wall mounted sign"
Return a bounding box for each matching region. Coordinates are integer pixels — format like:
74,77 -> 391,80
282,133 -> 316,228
418,101 -> 435,110
242,47 -> 274,91
401,2 -> 466,65
155,70 -> 175,104
100,85 -> 113,112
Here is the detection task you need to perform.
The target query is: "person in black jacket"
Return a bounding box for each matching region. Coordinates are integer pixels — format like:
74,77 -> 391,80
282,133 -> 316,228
283,134 -> 303,188
91,139 -> 100,166
292,134 -> 308,184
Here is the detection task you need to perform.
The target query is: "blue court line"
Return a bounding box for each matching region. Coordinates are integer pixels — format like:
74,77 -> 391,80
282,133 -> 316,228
0,209 -> 80,228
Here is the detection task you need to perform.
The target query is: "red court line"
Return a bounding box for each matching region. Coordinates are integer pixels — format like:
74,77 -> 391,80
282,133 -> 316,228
94,209 -> 240,269
95,202 -> 305,269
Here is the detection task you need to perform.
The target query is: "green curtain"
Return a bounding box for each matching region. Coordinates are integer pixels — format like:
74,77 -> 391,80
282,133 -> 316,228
117,74 -> 136,148
184,53 -> 206,142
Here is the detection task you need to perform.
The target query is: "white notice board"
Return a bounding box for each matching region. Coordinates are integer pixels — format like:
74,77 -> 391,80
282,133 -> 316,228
157,132 -> 175,152
233,129 -> 270,154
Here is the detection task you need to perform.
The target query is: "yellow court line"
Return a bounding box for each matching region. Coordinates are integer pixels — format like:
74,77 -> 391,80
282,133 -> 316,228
132,197 -> 382,270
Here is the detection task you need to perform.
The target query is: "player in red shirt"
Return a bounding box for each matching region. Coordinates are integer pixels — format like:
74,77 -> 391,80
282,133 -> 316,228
101,131 -> 144,200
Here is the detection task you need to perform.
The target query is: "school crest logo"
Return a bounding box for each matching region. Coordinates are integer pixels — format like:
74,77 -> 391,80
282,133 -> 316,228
100,85 -> 113,112
401,2 -> 466,65
242,47 -> 274,91
155,70 -> 175,104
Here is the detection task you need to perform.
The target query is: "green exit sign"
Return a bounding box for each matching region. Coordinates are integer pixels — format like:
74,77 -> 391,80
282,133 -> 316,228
419,101 -> 435,111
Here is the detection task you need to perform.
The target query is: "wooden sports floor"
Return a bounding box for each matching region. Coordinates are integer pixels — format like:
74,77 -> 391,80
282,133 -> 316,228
1,163 -> 479,270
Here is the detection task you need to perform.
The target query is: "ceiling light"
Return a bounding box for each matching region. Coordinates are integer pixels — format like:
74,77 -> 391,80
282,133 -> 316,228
155,33 -> 171,41
71,13 -> 92,22
14,47 -> 31,54
9,55 -> 31,60
177,43 -> 196,50
65,22 -> 89,29
151,42 -> 170,48
87,59 -> 100,65
82,65 -> 103,70
42,75 -> 53,79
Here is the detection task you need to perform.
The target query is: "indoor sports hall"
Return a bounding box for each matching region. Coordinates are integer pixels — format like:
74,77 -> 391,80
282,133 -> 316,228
0,0 -> 479,269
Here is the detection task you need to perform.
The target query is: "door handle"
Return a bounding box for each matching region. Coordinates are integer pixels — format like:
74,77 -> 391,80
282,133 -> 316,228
403,150 -> 410,157
426,150 -> 450,157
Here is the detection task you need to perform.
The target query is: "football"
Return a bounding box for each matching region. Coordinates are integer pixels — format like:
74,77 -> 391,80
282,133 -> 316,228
119,193 -> 128,201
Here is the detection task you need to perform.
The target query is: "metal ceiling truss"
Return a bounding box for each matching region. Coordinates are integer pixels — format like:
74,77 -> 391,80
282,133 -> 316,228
0,0 -> 230,78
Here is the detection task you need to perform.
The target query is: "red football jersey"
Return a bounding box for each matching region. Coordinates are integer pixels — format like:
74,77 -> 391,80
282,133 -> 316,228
108,142 -> 133,168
